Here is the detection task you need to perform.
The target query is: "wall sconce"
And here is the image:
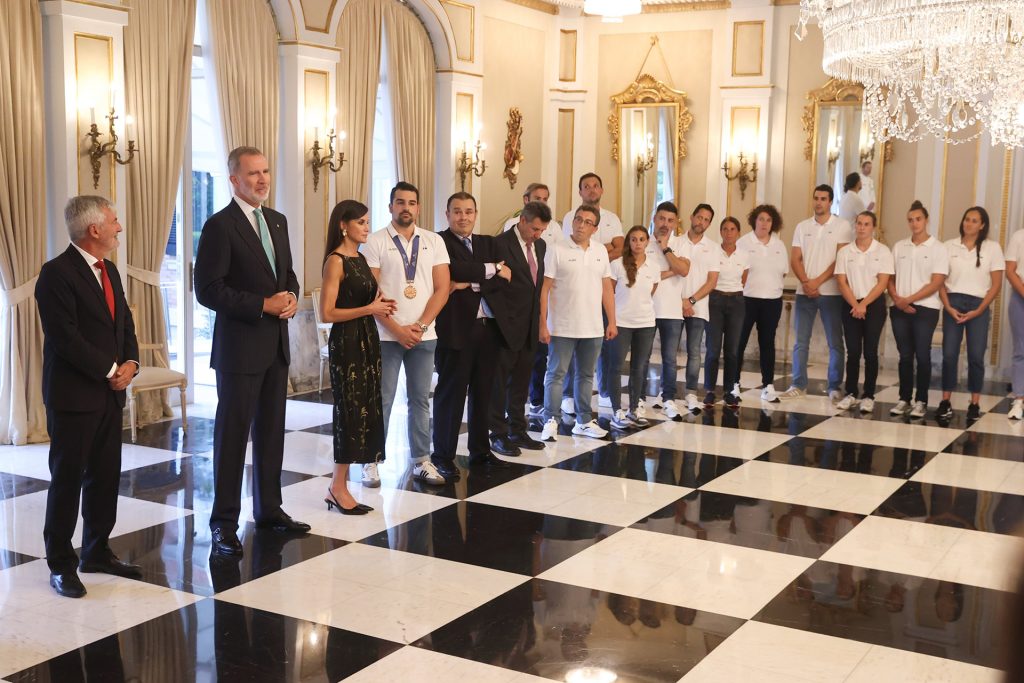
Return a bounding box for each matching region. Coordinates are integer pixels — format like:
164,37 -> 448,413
457,140 -> 486,191
86,107 -> 137,189
310,127 -> 346,193
827,134 -> 842,170
635,132 -> 655,186
859,135 -> 876,165
722,149 -> 758,200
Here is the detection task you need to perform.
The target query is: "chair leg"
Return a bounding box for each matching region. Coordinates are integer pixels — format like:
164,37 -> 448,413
128,392 -> 137,443
179,384 -> 188,431
319,358 -> 324,393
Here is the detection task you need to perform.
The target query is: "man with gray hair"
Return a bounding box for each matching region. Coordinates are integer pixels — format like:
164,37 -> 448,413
35,195 -> 140,598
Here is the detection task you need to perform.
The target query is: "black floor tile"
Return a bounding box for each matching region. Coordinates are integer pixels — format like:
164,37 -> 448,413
0,471 -> 49,501
124,416 -> 215,455
555,443 -> 746,490
944,431 -> 1024,461
758,439 -> 936,479
289,389 -> 335,405
876,481 -> 1024,535
0,547 -> 38,570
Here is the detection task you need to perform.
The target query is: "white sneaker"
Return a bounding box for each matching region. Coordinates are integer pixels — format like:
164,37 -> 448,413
528,403 -> 544,417
362,462 -> 381,487
1008,398 -> 1024,420
859,397 -> 875,413
628,411 -> 649,427
572,419 -> 608,438
828,389 -> 844,402
540,418 -> 559,441
836,394 -> 858,411
561,397 -> 576,416
777,386 -> 806,399
649,394 -> 663,409
662,399 -> 681,420
635,399 -> 647,420
760,384 -> 779,402
732,383 -> 743,401
611,409 -> 634,429
412,460 -> 446,485
909,401 -> 927,419
889,400 -> 911,416
598,395 -> 612,409
685,393 -> 701,413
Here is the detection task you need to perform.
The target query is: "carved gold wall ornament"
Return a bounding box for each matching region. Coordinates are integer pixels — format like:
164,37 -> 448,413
503,107 -> 524,189
607,73 -> 693,162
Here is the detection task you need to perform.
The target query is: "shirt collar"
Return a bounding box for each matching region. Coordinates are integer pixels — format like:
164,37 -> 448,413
514,228 -> 530,251
233,195 -> 261,215
386,224 -> 421,240
853,239 -> 878,254
71,241 -> 100,268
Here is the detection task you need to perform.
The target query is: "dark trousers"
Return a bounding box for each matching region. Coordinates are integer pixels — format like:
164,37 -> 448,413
611,326 -> 656,411
432,319 -> 500,463
704,291 -> 746,393
44,392 -> 122,573
738,296 -> 783,386
491,339 -> 537,437
890,305 -> 940,403
529,342 -> 548,406
941,292 -> 990,393
841,298 -> 887,398
211,356 -> 288,532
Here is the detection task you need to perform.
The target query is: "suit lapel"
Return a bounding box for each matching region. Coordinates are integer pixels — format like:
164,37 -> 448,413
228,201 -> 277,282
64,246 -> 114,327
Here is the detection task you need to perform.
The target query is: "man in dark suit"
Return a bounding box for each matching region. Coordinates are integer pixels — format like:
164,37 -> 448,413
489,201 -> 550,456
431,192 -> 512,480
194,146 -> 309,557
35,195 -> 141,598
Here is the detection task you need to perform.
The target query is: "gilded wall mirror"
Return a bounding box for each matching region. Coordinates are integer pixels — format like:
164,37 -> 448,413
803,78 -> 893,238
608,73 -> 693,228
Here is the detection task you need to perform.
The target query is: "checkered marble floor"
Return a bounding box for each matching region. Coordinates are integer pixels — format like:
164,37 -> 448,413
0,367 -> 1021,682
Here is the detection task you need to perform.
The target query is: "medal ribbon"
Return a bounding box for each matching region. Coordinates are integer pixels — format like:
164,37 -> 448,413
391,233 -> 420,284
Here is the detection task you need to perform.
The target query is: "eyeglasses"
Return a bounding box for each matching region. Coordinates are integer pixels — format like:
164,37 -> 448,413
573,217 -> 598,228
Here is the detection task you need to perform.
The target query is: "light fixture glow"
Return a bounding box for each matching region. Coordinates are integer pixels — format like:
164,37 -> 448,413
584,0 -> 641,20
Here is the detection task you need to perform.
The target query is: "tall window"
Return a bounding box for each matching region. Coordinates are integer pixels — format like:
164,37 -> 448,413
370,27 -> 397,230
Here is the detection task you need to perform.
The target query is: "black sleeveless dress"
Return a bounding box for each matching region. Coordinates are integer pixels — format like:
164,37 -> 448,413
327,252 -> 385,464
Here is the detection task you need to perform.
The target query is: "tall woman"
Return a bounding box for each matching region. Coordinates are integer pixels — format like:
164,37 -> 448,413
936,207 -> 1004,421
736,205 -> 788,402
1005,228 -> 1024,420
704,217 -> 749,407
834,211 -> 893,413
319,200 -> 396,513
609,226 -> 659,429
887,200 -> 949,420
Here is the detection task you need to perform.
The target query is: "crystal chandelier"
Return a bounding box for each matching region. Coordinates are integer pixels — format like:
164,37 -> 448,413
797,0 -> 1024,147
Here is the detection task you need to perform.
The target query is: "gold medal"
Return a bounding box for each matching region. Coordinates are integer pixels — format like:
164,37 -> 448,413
404,284 -> 417,299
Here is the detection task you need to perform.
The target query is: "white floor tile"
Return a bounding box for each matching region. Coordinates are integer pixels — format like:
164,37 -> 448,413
844,641 -> 1004,683
342,646 -> 548,683
0,443 -> 52,481
282,399 -> 334,431
801,416 -> 960,452
872,386 -> 1006,412
700,460 -> 904,514
244,430 -> 335,476
968,411 -> 1024,438
616,420 -> 792,459
911,452 -> 1024,494
460,431 -> 600,468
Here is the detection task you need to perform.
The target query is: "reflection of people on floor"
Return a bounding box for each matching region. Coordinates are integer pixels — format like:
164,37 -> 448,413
48,634 -> 126,682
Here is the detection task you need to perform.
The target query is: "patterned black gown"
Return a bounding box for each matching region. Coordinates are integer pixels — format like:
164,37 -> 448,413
326,252 -> 385,464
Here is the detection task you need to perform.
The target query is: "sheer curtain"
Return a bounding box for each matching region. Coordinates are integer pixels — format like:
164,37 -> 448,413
0,0 -> 47,444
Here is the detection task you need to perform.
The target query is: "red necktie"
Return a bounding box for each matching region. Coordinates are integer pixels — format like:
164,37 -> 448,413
94,261 -> 116,320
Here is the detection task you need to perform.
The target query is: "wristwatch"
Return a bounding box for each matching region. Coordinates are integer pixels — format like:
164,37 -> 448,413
688,297 -> 697,305
662,247 -> 673,255
416,321 -> 429,333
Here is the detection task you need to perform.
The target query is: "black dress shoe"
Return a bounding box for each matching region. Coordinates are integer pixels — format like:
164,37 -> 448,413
211,528 -> 244,556
79,554 -> 142,578
50,572 -> 86,598
490,435 -> 522,457
255,513 -> 311,534
509,433 -> 545,450
469,452 -> 511,469
432,460 -> 461,481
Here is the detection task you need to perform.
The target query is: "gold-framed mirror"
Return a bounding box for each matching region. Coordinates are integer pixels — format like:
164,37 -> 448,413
608,73 -> 693,229
802,78 -> 893,240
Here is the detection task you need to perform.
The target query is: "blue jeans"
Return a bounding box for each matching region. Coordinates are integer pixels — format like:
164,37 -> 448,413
890,306 -> 939,403
380,339 -> 437,463
683,317 -> 706,391
653,318 -> 683,400
792,294 -> 844,391
1010,291 -> 1024,396
611,326 -> 656,412
942,293 -> 990,394
544,336 -> 602,424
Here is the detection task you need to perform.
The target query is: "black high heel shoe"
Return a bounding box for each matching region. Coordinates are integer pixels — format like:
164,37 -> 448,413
325,488 -> 373,515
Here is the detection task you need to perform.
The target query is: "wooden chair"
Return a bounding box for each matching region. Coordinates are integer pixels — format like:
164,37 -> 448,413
126,305 -> 188,442
310,288 -> 331,392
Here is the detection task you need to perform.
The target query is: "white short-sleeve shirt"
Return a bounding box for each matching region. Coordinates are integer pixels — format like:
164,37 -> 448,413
561,208 -> 624,246
792,214 -> 853,296
838,191 -> 866,226
738,231 -> 789,299
681,234 -> 720,321
892,235 -> 950,309
835,239 -> 894,300
609,258 -> 658,328
943,238 -> 1005,298
715,247 -> 750,293
1006,229 -> 1024,278
362,225 -> 450,342
646,234 -> 689,320
544,238 -> 612,338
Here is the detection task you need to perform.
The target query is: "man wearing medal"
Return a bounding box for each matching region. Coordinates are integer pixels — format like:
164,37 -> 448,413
362,182 -> 452,486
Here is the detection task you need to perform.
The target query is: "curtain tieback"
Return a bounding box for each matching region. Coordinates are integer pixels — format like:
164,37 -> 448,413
0,274 -> 39,308
127,265 -> 161,287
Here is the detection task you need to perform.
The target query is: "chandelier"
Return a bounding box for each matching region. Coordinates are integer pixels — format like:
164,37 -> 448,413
797,1 -> 1024,147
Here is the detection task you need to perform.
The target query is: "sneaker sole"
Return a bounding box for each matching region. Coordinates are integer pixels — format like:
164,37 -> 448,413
362,480 -> 381,488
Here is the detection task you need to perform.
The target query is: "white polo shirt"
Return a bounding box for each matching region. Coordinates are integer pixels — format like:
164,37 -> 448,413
544,238 -> 611,338
859,174 -> 876,208
715,247 -> 750,293
646,234 -> 689,320
892,235 -> 950,309
792,214 -> 853,296
609,258 -> 658,328
1006,229 -> 1024,278
362,225 -> 450,342
838,190 -> 865,226
738,231 -> 789,299
561,207 -> 624,246
681,234 -> 720,322
835,239 -> 894,300
944,238 -> 1005,298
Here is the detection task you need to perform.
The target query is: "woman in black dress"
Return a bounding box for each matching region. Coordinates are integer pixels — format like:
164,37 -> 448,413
319,200 -> 396,514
